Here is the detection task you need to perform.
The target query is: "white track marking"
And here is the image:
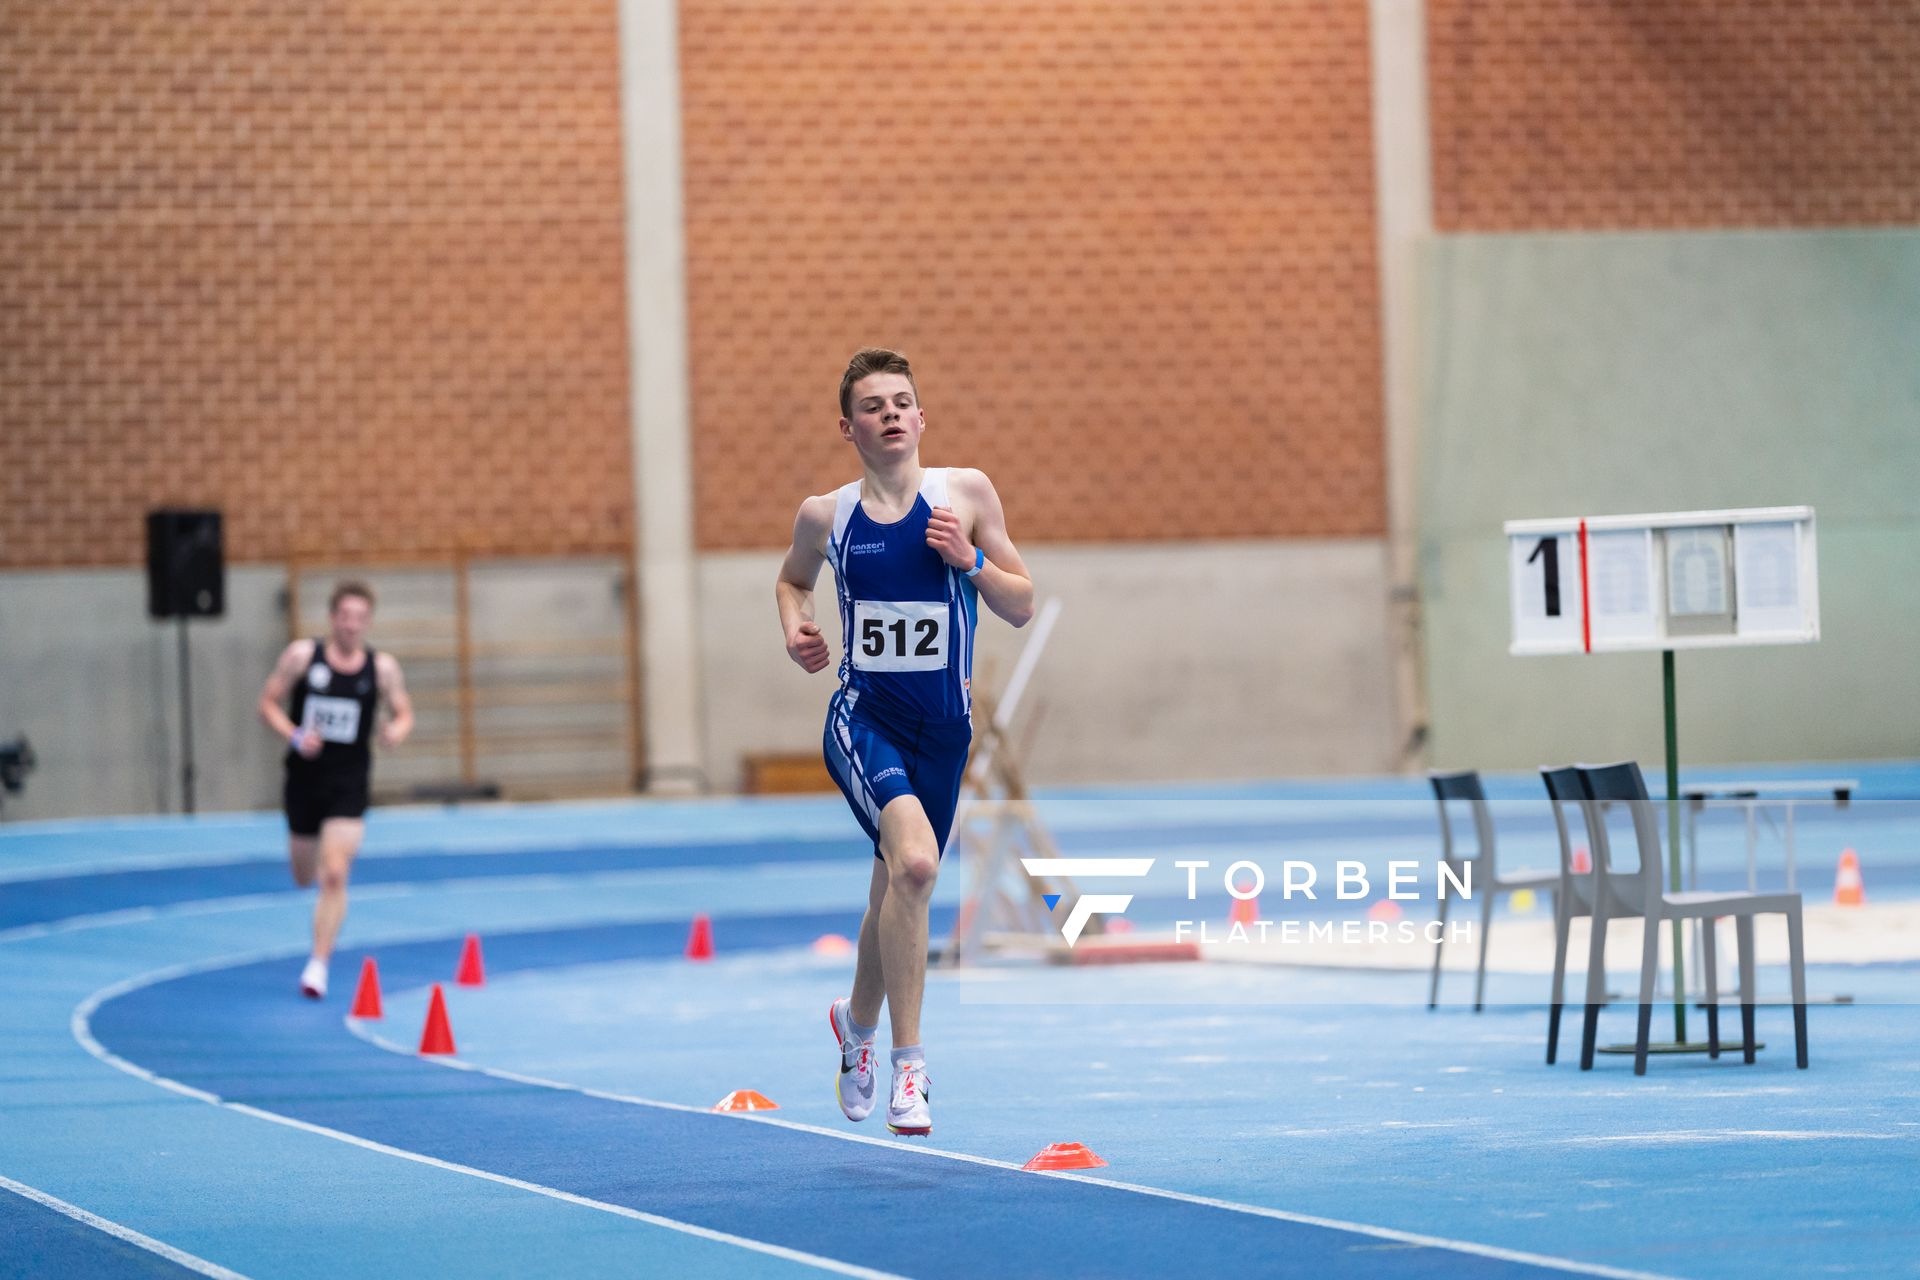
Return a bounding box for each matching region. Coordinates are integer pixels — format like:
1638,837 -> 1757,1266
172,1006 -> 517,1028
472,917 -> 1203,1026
0,1173 -> 252,1280
1555,1130 -> 1908,1145
348,993 -> 1675,1280
0,862 -> 849,945
68,953 -> 901,1280
72,940 -> 1675,1280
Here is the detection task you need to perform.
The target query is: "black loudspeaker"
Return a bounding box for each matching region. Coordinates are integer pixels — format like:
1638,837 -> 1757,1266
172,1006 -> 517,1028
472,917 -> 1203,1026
146,509 -> 225,619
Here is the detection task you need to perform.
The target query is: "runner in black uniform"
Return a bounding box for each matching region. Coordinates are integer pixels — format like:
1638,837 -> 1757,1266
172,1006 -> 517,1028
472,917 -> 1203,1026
258,581 -> 413,998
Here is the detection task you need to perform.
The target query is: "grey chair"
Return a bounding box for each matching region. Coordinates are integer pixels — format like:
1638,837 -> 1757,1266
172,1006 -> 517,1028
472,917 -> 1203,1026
1573,761 -> 1809,1076
1427,770 -> 1559,1012
1539,766 -> 1599,1064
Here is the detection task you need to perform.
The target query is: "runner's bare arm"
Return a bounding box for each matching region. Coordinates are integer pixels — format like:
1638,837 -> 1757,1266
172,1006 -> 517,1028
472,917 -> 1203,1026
934,468 -> 1035,627
258,640 -> 316,741
376,652 -> 414,748
776,494 -> 836,674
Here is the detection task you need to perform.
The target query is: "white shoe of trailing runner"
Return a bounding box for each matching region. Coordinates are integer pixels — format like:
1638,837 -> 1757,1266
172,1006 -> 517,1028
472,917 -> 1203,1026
829,998 -> 876,1122
299,956 -> 328,1000
886,1059 -> 931,1137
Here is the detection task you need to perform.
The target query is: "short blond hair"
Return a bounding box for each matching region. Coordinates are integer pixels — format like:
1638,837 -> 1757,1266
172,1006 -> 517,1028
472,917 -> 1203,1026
839,348 -> 917,418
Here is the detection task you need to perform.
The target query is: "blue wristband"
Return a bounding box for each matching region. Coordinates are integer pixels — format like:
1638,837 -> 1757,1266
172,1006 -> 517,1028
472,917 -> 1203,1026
964,547 -> 986,578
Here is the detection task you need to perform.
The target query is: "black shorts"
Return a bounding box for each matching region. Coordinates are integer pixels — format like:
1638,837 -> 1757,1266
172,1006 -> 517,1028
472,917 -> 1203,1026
283,764 -> 370,837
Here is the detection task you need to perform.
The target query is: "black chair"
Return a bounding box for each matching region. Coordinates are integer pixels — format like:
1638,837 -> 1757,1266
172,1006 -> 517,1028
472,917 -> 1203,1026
1572,762 -> 1808,1076
1539,766 -> 1598,1065
1427,770 -> 1558,1012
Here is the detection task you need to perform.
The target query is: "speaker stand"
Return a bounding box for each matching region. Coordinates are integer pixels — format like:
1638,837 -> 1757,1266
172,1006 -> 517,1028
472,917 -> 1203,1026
176,616 -> 195,815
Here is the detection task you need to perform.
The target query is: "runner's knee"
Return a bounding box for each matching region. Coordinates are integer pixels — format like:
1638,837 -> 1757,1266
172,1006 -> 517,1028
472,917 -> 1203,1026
888,841 -> 939,895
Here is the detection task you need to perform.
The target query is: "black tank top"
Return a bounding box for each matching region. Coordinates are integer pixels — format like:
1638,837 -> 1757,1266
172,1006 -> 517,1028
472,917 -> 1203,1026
287,639 -> 378,772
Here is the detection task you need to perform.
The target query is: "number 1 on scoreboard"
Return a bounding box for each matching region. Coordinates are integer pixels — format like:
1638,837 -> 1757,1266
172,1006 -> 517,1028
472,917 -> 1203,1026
1510,529 -> 1585,654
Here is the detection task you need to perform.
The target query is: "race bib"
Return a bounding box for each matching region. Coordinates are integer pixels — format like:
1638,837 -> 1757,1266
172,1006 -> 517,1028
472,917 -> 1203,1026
851,600 -> 947,672
302,695 -> 362,745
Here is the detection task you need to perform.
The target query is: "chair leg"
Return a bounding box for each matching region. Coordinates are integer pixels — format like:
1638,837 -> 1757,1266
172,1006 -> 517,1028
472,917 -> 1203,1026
1580,906 -> 1611,1071
1736,915 -> 1758,1064
1474,886 -> 1495,1013
1547,902 -> 1572,1065
1634,912 -> 1661,1076
1786,906 -> 1809,1069
1428,888 -> 1451,1010
1702,917 -> 1720,1059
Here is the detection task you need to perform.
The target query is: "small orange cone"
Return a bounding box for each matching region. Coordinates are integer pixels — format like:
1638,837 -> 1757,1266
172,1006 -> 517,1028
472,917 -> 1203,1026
1834,849 -> 1865,907
1366,899 -> 1403,923
686,914 -> 715,961
1024,1142 -> 1108,1171
1229,895 -> 1259,928
712,1090 -> 778,1112
456,934 -> 486,986
418,983 -> 456,1055
810,933 -> 853,957
349,957 -> 383,1019
1571,846 -> 1592,875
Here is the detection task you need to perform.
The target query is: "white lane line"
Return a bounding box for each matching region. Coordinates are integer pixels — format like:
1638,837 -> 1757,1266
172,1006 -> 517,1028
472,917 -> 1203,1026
0,862 -> 852,945
349,997 -> 1675,1280
68,954 -> 902,1280
73,938 -> 1675,1280
1555,1130 -> 1911,1145
0,1172 -> 252,1280
0,813 -> 862,884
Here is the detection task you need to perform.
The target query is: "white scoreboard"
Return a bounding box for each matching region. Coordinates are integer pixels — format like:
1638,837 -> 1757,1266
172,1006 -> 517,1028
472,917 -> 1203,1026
1505,507 -> 1819,656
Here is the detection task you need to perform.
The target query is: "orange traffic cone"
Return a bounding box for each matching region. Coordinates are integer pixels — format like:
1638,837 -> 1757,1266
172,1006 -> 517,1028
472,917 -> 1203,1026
418,983 -> 456,1055
1229,895 -> 1259,928
1024,1142 -> 1108,1171
1571,845 -> 1592,875
349,957 -> 383,1019
712,1090 -> 778,1112
686,914 -> 715,961
456,934 -> 486,987
1366,899 -> 1403,923
1834,849 -> 1865,907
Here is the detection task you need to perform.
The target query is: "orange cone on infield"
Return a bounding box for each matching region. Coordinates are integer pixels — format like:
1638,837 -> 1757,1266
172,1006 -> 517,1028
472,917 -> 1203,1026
686,913 -> 715,961
418,983 -> 456,1055
1834,849 -> 1865,907
1024,1142 -> 1108,1171
456,934 -> 486,986
1571,846 -> 1592,875
349,957 -> 383,1019
1229,895 -> 1259,928
1366,899 -> 1403,924
712,1090 -> 778,1112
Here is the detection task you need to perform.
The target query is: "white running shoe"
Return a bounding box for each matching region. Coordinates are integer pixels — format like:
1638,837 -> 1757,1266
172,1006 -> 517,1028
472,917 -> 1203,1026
886,1059 -> 931,1137
829,998 -> 876,1122
299,957 -> 328,1000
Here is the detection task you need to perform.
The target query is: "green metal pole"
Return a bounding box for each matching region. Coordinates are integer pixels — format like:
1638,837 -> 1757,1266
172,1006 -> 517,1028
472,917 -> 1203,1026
1664,649 -> 1686,1043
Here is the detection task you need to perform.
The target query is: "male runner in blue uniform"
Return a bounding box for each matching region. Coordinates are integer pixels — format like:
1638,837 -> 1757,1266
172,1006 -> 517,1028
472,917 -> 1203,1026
775,348 -> 1034,1136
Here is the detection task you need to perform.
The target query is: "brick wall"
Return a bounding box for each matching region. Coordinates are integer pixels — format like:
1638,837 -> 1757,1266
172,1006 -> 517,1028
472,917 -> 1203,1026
0,2 -> 632,569
1430,0 -> 1920,232
681,0 -> 1386,549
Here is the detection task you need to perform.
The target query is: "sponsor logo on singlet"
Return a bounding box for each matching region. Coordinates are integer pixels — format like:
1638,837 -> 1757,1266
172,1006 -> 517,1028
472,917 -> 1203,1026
307,663 -> 332,691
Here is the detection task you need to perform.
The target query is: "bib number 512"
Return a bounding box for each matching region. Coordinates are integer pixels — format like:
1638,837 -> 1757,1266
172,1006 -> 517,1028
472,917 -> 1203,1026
851,600 -> 947,672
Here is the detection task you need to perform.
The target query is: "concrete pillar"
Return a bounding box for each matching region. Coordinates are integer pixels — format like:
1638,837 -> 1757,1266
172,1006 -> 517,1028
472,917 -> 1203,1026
1368,0 -> 1435,769
616,0 -> 705,791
